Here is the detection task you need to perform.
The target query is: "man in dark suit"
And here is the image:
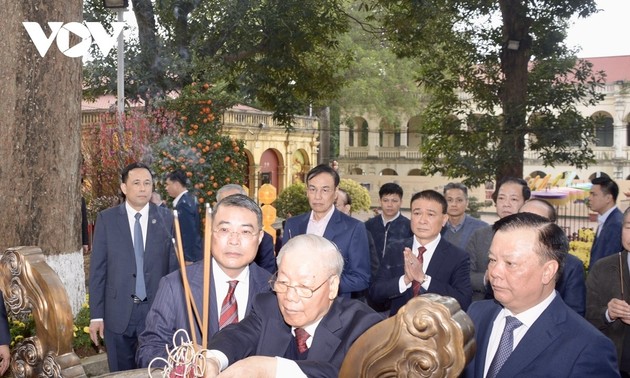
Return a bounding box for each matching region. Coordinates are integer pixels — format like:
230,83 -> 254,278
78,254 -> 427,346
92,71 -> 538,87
202,234 -> 383,377
369,190 -> 472,316
136,194 -> 272,367
589,176 -> 623,268
282,164 -> 370,297
463,213 -> 618,378
586,207 -> 630,376
165,169 -> 203,263
216,184 -> 277,274
89,162 -> 178,372
467,177 -> 530,301
519,198 -> 586,316
0,296 -> 10,375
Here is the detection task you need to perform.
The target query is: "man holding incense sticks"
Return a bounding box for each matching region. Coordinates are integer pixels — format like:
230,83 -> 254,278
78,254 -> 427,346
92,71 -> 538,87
136,194 -> 271,368
201,234 -> 383,377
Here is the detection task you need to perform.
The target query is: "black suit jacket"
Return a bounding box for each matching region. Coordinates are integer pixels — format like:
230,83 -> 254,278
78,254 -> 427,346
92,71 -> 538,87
586,250 -> 630,370
590,207 -> 623,268
208,292 -> 383,377
136,261 -> 271,367
89,203 -> 178,334
369,237 -> 471,315
174,191 -> 202,262
255,232 -> 277,274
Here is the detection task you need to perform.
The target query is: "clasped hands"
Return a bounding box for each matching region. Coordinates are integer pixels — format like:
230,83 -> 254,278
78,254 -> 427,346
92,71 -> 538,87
608,298 -> 630,325
402,247 -> 425,286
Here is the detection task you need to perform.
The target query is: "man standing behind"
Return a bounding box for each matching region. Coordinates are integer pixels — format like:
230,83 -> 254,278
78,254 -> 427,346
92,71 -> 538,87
589,176 -> 623,268
165,170 -> 203,263
463,213 -> 618,378
467,177 -> 530,301
586,207 -> 630,376
216,184 -> 276,274
370,190 -> 472,315
283,164 -> 370,297
365,183 -> 413,261
442,182 -> 487,250
137,194 -> 271,367
89,162 -> 177,372
202,234 -> 383,377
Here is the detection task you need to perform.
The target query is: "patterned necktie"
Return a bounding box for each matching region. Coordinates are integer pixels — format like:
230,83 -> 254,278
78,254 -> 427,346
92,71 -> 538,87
219,280 -> 239,329
295,328 -> 310,354
134,212 -> 147,300
412,246 -> 427,296
487,316 -> 523,378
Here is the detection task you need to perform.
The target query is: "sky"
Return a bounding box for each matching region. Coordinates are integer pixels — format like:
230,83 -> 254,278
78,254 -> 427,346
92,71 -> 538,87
566,0 -> 630,58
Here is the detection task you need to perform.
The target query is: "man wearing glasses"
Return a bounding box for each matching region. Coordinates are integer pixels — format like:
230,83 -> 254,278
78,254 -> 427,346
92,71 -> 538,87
282,164 -> 371,298
136,194 -> 271,367
203,234 -> 384,377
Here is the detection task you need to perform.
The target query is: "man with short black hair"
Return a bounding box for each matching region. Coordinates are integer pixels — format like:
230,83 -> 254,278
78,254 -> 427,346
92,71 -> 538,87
283,164 -> 370,297
467,177 -> 530,301
370,190 -> 472,315
165,169 -> 203,263
589,176 -> 623,268
442,182 -> 488,250
365,183 -> 413,261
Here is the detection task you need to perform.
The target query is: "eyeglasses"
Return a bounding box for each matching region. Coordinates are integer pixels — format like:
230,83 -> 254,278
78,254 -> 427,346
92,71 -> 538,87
213,227 -> 259,240
269,274 -> 335,298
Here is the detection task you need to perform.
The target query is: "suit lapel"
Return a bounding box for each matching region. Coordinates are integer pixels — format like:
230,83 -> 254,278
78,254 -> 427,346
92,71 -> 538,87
475,304 -> 502,378
307,300 -> 343,362
497,296 -> 565,376
116,204 -> 134,249
322,209 -> 342,241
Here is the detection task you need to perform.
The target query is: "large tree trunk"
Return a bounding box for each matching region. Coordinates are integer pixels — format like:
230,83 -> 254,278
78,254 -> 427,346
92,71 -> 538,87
497,0 -> 531,181
0,0 -> 85,314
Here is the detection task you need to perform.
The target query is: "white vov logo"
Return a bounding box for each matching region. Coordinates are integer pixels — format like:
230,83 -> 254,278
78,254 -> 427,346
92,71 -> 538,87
23,22 -> 126,58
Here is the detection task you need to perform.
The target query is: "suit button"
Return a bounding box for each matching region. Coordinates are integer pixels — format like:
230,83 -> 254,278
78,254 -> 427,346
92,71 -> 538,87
132,274 -> 136,277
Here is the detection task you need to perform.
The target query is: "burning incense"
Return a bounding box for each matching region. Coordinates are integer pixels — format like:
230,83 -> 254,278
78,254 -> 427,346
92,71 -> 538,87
202,203 -> 212,348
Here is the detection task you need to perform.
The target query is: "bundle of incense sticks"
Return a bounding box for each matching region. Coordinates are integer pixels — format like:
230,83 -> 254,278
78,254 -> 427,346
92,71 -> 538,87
620,251 -> 625,299
173,206 -> 212,349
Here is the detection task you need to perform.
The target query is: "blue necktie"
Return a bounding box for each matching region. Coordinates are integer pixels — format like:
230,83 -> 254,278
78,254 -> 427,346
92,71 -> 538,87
487,316 -> 522,378
134,212 -> 147,300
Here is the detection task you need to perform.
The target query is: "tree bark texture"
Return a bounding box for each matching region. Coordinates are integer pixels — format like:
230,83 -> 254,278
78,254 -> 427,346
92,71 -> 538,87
0,0 -> 85,312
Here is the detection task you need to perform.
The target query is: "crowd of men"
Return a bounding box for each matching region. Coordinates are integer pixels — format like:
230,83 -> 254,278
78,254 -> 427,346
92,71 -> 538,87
2,162 -> 628,377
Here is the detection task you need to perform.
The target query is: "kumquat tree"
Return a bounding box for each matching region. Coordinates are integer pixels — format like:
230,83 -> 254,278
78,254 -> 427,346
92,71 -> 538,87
152,82 -> 247,212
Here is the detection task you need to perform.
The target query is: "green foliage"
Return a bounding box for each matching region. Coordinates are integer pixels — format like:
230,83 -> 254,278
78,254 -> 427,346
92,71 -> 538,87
339,179 -> 371,212
366,0 -> 604,186
466,196 -> 489,219
152,83 -> 248,210
274,183 -> 310,219
83,0 -> 352,126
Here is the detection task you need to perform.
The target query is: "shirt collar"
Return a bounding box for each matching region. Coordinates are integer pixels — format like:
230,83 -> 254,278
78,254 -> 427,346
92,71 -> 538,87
125,201 -> 149,219
598,205 -> 617,226
309,205 -> 335,224
382,212 -> 401,226
500,290 -> 556,329
173,190 -> 188,207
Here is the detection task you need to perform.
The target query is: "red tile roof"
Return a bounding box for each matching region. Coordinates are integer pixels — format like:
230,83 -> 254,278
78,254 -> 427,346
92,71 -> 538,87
583,55 -> 630,83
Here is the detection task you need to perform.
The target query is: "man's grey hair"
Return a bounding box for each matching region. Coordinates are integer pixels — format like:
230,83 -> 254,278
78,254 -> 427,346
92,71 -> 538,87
216,184 -> 247,201
213,194 -> 263,229
277,234 -> 344,276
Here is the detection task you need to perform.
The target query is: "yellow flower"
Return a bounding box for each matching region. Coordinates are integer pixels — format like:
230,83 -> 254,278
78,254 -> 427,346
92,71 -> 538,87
73,325 -> 78,332
15,335 -> 23,342
83,326 -> 90,334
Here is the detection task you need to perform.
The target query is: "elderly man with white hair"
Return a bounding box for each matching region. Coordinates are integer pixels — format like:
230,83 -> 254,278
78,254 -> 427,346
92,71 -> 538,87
202,234 -> 384,377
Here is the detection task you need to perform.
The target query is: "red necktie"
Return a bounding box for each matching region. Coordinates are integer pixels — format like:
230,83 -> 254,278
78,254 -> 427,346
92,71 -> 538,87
412,246 -> 427,296
295,328 -> 310,354
219,280 -> 239,329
